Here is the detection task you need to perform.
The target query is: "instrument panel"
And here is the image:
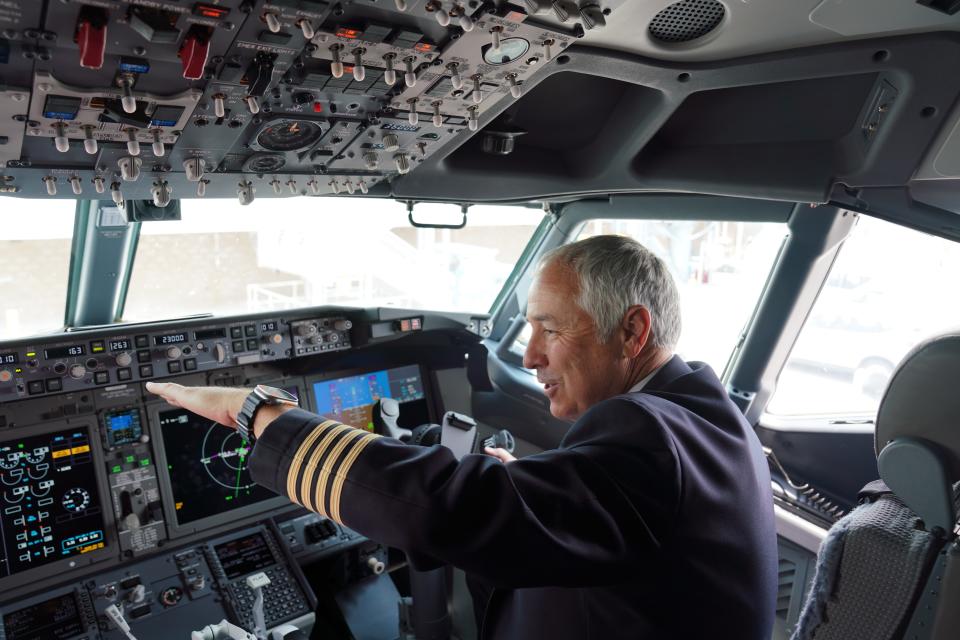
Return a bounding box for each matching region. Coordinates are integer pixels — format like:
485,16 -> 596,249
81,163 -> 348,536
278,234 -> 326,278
0,0 -> 623,204
0,305 -> 468,637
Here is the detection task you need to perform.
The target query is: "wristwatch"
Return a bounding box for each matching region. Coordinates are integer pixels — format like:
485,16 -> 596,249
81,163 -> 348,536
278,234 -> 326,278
235,385 -> 298,445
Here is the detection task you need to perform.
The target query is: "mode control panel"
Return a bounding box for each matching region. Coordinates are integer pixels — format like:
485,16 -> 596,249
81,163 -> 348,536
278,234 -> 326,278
274,511 -> 365,562
0,314 -> 353,403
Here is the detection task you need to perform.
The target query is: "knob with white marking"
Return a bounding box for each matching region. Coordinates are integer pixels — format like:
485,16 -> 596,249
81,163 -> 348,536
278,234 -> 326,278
118,156 -> 142,182
151,180 -> 172,207
69,364 -> 86,380
183,157 -> 204,182
238,181 -> 255,205
115,352 -> 132,367
165,346 -> 182,360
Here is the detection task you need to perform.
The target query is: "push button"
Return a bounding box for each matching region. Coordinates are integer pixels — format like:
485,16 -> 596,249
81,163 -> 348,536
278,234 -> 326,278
117,368 -> 132,381
135,335 -> 149,348
230,327 -> 243,339
183,358 -> 197,371
137,350 -> 151,363
139,364 -> 153,378
232,340 -> 245,352
45,378 -> 62,392
167,361 -> 182,374
94,371 -> 110,384
27,380 -> 44,395
246,338 -> 258,351
244,325 -> 257,337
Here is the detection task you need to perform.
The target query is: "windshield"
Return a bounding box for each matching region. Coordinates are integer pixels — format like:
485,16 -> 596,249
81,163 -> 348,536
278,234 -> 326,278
122,199 -> 545,322
0,200 -> 76,341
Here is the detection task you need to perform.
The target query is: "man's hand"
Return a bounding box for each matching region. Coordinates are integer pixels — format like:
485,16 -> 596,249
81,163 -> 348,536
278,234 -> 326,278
145,382 -> 247,428
483,447 -> 517,464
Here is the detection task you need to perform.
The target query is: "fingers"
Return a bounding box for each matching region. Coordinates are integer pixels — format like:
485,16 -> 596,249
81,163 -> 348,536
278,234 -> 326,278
484,447 -> 517,464
145,381 -> 185,404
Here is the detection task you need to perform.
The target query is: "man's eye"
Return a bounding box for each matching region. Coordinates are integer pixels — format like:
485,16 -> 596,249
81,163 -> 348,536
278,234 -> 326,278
542,329 -> 556,335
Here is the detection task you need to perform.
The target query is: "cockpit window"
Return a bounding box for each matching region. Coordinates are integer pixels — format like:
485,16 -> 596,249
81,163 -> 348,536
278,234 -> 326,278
121,199 -> 545,322
768,214 -> 960,417
0,200 -> 75,340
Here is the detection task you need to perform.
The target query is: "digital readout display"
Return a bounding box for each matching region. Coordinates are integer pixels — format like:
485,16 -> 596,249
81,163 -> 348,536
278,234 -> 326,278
109,339 -> 131,352
214,533 -> 275,580
195,328 -> 226,341
0,353 -> 18,365
154,333 -> 188,346
43,345 -> 86,360
3,592 -> 84,640
260,322 -> 278,332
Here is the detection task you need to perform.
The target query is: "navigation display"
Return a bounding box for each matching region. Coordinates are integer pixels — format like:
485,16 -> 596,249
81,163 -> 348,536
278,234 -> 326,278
310,365 -> 429,431
0,428 -> 106,579
159,408 -> 279,527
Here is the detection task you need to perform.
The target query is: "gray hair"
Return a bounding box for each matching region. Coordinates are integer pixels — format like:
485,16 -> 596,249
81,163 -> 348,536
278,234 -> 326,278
540,235 -> 681,350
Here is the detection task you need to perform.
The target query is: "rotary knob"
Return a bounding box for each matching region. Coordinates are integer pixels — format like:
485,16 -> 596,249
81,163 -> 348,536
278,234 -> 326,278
394,153 -> 411,175
0,370 -> 12,383
115,352 -> 132,367
334,319 -> 353,331
214,343 -> 227,364
382,134 -> 399,153
165,346 -> 182,360
264,333 -> 283,345
296,324 -> 318,338
69,364 -> 86,380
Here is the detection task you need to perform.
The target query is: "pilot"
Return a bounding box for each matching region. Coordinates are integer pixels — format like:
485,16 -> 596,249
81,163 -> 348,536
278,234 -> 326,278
147,234 -> 778,639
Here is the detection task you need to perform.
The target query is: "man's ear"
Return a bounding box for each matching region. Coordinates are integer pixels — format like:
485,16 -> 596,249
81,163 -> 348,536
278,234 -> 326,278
621,305 -> 652,358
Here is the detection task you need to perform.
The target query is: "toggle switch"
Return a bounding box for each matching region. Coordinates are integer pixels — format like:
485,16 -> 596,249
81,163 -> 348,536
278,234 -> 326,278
330,44 -> 344,79
472,75 -> 483,104
432,101 -> 443,127
352,48 -> 366,81
358,179 -> 368,194
298,19 -> 315,39
43,176 -> 57,196
403,57 -> 417,88
93,176 -> 106,193
383,54 -> 397,86
458,8 -> 475,31
308,179 -> 320,195
344,180 -> 355,194
287,179 -> 297,194
270,178 -> 282,194
448,62 -> 464,90
264,12 -> 281,33
212,94 -> 226,118
111,182 -> 124,206
329,180 -> 341,194
82,126 -> 98,154
579,2 -> 606,29
490,26 -> 503,54
119,75 -> 137,114
126,128 -> 141,156
70,176 -> 83,195
543,38 -> 554,61
53,122 -> 70,153
508,74 -> 522,98
522,0 -> 552,13
396,0 -> 408,11
435,8 -> 451,26
246,95 -> 260,114
408,98 -> 419,125
197,179 -> 208,197
151,129 -> 165,157
467,106 -> 479,131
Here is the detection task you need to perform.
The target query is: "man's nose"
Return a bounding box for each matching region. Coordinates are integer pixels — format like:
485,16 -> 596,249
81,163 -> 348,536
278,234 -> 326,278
523,335 -> 545,370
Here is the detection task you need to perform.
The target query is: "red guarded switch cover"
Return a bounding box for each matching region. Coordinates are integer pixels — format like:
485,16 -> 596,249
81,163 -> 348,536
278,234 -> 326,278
179,27 -> 212,80
75,7 -> 108,69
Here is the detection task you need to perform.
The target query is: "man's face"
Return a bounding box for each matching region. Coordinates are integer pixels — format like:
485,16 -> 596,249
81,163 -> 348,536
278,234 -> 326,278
523,261 -> 626,421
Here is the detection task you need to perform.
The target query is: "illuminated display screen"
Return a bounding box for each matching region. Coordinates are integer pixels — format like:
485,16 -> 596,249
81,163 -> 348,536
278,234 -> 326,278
154,333 -> 188,346
108,339 -> 131,352
311,365 -> 428,431
214,533 -> 275,580
0,428 -> 106,579
3,593 -> 84,640
1,353 -> 19,365
103,409 -> 143,448
43,345 -> 85,360
159,408 -> 280,527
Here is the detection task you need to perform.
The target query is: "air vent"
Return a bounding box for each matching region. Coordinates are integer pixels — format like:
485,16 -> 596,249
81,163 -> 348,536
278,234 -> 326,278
777,557 -> 797,620
648,0 -> 725,44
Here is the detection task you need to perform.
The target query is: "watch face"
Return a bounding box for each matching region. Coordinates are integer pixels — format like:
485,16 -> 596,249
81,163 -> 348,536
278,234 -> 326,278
255,384 -> 299,404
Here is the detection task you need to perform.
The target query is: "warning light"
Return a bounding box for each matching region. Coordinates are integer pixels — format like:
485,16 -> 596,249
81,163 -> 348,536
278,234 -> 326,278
414,42 -> 435,53
336,27 -> 362,39
193,3 -> 230,19
313,102 -> 323,113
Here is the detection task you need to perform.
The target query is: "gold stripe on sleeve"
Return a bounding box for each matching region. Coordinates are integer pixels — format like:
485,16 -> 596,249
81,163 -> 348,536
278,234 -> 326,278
299,424 -> 354,512
285,419 -> 338,504
313,430 -> 367,517
329,432 -> 380,524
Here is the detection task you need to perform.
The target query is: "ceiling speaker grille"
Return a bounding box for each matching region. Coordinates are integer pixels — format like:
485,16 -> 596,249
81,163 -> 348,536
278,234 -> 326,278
648,0 -> 725,44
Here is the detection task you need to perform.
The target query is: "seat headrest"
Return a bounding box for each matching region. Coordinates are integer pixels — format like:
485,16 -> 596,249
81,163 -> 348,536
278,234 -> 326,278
876,331 -> 960,483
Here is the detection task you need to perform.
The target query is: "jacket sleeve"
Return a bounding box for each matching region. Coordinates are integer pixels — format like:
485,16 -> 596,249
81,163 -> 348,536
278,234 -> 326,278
248,402 -> 679,589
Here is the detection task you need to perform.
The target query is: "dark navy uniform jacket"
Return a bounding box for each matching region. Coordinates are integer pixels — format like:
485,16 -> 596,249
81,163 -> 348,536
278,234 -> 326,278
249,356 -> 778,639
